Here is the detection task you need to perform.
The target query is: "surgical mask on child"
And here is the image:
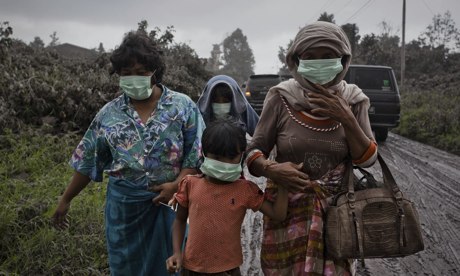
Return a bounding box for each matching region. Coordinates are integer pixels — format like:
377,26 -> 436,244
119,75 -> 152,100
297,58 -> 343,85
212,103 -> 231,119
200,156 -> 242,182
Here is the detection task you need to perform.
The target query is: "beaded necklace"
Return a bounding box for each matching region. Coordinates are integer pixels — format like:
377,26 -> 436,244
280,94 -> 341,132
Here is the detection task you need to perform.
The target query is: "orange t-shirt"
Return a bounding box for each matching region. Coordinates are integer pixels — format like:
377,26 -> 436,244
175,174 -> 264,273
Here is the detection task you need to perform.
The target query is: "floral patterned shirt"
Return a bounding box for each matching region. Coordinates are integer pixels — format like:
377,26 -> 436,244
70,85 -> 204,189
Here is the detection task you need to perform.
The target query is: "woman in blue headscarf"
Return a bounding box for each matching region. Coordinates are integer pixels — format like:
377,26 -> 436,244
197,75 -> 259,136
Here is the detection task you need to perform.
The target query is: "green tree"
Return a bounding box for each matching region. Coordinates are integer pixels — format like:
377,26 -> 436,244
318,12 -> 335,23
220,28 -> 255,85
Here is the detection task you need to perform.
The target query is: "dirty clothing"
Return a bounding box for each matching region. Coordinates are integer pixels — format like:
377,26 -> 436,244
70,85 -> 204,275
174,175 -> 264,273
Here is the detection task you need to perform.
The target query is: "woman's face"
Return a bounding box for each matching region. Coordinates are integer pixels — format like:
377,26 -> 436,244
298,47 -> 343,87
299,47 -> 339,60
120,62 -> 153,77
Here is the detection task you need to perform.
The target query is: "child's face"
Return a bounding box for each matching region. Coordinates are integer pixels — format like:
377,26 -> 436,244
212,86 -> 232,103
206,152 -> 242,164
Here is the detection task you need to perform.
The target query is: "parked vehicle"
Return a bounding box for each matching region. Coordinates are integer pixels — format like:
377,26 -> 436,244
242,74 -> 283,114
344,65 -> 401,142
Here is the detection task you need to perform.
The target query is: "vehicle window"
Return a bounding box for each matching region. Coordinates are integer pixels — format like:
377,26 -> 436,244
247,75 -> 281,90
353,69 -> 394,91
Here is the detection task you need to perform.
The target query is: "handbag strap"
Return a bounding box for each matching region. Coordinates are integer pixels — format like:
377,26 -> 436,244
345,153 -> 404,207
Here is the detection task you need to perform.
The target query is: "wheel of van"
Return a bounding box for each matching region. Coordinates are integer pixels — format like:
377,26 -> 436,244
374,128 -> 388,142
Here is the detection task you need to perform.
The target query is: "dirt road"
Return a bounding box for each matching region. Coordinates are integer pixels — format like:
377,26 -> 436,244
240,132 -> 460,275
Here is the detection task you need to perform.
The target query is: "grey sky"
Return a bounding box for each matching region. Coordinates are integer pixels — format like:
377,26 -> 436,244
1,0 -> 459,73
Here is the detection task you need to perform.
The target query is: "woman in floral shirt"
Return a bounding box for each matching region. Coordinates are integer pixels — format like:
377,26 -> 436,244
52,31 -> 204,276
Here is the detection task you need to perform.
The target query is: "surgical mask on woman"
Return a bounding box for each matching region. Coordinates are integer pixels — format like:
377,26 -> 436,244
212,103 -> 231,119
200,156 -> 242,182
297,58 -> 343,85
119,75 -> 152,100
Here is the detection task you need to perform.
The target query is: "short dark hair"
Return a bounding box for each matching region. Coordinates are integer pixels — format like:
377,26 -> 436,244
210,83 -> 233,102
202,119 -> 246,158
110,31 -> 165,83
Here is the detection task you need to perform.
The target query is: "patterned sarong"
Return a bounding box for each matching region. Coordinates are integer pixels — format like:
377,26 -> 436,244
261,162 -> 355,275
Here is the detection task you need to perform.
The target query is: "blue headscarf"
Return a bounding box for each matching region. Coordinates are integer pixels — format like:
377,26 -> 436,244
197,75 -> 259,136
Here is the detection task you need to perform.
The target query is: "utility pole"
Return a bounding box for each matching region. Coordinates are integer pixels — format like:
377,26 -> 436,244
401,0 -> 406,87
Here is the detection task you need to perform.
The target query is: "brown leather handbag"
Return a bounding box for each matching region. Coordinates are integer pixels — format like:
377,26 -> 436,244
325,154 -> 424,260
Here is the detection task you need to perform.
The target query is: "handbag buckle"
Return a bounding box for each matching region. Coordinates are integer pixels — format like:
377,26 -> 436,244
346,192 -> 355,201
394,190 -> 404,206
346,192 -> 356,208
394,190 -> 403,199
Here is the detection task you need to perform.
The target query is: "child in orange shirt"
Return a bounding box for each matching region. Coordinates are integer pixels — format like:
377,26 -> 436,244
166,120 -> 288,275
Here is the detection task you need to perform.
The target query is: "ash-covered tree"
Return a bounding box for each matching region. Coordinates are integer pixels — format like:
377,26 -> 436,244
0,21 -> 13,50
318,12 -> 335,23
48,31 -> 59,47
418,11 -> 460,52
205,44 -> 222,73
29,36 -> 45,49
97,42 -> 105,53
404,11 -> 459,78
341,23 -> 360,56
277,40 -> 293,75
137,19 -> 174,47
0,21 -> 13,64
220,28 -> 255,85
135,20 -> 210,100
355,21 -> 400,72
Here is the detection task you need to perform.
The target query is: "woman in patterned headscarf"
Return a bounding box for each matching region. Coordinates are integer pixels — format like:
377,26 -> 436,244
246,21 -> 377,275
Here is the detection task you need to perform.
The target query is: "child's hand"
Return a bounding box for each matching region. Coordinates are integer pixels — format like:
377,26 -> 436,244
166,253 -> 182,273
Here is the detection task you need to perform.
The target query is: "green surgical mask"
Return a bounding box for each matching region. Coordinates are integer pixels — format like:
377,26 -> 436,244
200,156 -> 242,182
212,103 -> 231,119
297,58 -> 343,85
119,75 -> 152,100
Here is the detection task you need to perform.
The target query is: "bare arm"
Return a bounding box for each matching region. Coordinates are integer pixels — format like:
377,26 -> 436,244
166,205 -> 188,273
52,171 -> 91,229
248,156 -> 311,192
150,168 -> 197,204
340,111 -> 373,159
258,185 -> 289,221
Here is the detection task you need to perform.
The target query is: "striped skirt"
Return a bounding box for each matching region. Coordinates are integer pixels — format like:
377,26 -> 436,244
261,178 -> 354,275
